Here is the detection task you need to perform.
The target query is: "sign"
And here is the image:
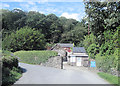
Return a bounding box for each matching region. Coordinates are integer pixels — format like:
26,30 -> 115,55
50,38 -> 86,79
90,61 -> 96,67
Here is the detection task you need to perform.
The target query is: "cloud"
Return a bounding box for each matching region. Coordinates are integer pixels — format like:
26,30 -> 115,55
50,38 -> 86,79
29,6 -> 39,11
28,2 -> 36,5
61,12 -> 80,21
11,0 -> 24,2
20,4 -> 30,10
39,11 -> 45,14
20,2 -> 38,11
38,0 -> 48,3
2,3 -> 10,8
2,0 -> 83,2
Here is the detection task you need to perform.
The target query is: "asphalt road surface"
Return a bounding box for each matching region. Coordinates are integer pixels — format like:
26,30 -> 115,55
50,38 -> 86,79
15,63 -> 109,84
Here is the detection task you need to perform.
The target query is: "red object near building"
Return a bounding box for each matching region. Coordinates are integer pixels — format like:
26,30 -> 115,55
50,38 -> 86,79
68,49 -> 71,52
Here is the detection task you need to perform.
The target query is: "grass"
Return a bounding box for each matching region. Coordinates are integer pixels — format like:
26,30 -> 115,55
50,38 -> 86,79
97,72 -> 119,85
2,50 -> 12,57
14,50 -> 58,64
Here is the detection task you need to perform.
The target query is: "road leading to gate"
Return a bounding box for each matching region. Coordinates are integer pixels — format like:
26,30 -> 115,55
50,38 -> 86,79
15,63 -> 109,84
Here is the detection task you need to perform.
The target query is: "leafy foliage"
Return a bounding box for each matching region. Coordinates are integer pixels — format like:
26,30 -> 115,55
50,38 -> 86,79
2,56 -> 18,69
83,1 -> 119,74
84,1 -> 119,45
61,23 -> 87,45
2,67 -> 22,86
2,9 -> 87,46
2,26 -> 46,52
84,26 -> 119,72
2,51 -> 22,86
83,33 -> 97,50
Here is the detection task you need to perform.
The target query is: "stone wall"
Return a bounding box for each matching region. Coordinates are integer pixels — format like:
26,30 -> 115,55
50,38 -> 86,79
41,56 -> 63,69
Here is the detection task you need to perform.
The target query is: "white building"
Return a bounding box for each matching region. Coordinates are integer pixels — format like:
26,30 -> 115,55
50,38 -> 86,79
68,47 -> 89,67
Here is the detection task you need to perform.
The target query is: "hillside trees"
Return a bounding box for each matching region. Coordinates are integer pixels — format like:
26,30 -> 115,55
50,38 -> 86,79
61,23 -> 87,46
84,1 -> 120,72
2,27 -> 46,52
2,8 -> 87,50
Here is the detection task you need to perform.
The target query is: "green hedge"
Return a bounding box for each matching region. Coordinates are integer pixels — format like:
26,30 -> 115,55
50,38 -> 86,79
14,50 -> 58,64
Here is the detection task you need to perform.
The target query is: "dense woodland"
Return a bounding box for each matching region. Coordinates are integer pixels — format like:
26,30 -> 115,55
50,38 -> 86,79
1,1 -> 120,76
1,8 -> 88,52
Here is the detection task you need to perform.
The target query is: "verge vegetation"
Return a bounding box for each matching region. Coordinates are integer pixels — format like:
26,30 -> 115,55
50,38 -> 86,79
2,50 -> 22,86
98,72 -> 119,85
14,50 -> 58,64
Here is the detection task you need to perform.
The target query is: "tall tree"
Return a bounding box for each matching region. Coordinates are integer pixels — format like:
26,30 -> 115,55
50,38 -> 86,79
84,1 -> 120,44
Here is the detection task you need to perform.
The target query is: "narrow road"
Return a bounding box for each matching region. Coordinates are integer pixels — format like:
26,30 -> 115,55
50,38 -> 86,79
15,63 -> 109,84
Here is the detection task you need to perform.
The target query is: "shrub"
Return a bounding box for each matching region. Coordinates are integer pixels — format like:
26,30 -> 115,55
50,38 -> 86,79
87,43 -> 99,59
2,51 -> 22,86
2,26 -> 46,52
83,33 -> 97,50
95,52 -> 119,73
2,56 -> 18,69
2,67 -> 22,86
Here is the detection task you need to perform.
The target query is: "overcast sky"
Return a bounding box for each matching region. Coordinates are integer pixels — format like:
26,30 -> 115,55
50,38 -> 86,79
1,1 -> 86,21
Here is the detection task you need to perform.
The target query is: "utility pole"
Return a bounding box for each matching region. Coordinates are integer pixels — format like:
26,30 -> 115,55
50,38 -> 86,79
88,23 -> 89,35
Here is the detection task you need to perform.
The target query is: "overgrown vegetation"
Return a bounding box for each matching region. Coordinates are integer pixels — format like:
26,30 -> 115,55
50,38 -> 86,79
2,50 -> 22,86
83,2 -> 120,74
98,72 -> 119,85
14,51 -> 58,64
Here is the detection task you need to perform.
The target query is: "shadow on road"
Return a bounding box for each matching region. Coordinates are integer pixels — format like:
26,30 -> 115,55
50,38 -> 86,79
20,67 -> 27,73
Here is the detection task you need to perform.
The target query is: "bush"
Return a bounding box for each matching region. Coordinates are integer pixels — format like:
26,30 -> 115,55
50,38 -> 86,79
87,43 -> 99,59
2,51 -> 22,86
2,26 -> 46,52
2,67 -> 22,86
83,33 -> 97,50
2,56 -> 18,69
95,51 -> 119,73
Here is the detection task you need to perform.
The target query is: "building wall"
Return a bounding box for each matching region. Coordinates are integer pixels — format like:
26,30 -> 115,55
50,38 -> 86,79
41,56 -> 63,69
73,53 -> 88,56
68,55 -> 89,67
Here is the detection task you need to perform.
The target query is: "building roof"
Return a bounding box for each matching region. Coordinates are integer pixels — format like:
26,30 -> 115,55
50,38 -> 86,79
73,47 -> 86,53
57,43 -> 73,48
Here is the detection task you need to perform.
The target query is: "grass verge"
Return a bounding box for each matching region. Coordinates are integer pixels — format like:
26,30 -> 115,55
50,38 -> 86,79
14,50 -> 58,64
97,72 -> 119,86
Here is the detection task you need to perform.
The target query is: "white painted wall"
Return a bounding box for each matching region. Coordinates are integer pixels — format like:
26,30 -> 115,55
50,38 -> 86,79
73,53 -> 88,56
70,56 -> 76,62
76,57 -> 82,66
